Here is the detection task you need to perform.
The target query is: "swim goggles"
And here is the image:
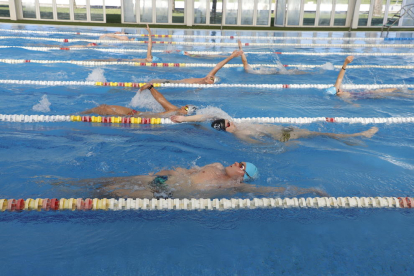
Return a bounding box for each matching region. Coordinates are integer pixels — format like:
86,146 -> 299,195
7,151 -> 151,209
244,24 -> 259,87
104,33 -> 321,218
184,105 -> 197,115
239,162 -> 252,180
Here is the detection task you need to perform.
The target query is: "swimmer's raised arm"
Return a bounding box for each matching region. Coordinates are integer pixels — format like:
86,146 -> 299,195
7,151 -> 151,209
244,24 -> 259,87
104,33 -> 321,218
238,40 -> 252,72
145,24 -> 153,61
140,83 -> 178,111
334,56 -> 353,92
206,50 -> 243,77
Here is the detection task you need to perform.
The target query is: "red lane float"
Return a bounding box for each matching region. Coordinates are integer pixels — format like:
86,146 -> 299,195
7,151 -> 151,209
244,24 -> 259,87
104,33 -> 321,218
405,197 -> 412,208
16,199 -> 25,211
7,199 -> 16,211
42,198 -> 50,211
77,198 -> 84,210
50,198 -> 59,210
398,197 -> 408,208
84,198 -> 92,210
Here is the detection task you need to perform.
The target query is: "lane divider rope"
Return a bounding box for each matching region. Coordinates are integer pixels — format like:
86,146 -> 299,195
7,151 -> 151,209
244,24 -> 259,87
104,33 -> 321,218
0,79 -> 412,90
1,114 -> 413,124
0,36 -> 413,48
0,197 -> 412,211
2,59 -> 414,69
1,28 -> 411,41
2,46 -> 414,56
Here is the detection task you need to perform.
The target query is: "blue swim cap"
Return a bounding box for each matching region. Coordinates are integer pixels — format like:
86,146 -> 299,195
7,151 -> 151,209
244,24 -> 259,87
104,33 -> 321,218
152,56 -> 161,62
179,50 -> 186,55
244,162 -> 258,182
326,86 -> 337,95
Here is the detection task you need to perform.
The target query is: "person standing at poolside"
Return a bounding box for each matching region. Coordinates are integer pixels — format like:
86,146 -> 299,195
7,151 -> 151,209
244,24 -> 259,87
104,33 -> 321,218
72,161 -> 327,199
148,50 -> 243,84
80,83 -> 197,117
171,115 -> 378,144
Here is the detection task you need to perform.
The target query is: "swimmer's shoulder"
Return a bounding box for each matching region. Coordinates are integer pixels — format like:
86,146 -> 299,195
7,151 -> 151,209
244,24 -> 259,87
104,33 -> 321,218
206,163 -> 224,170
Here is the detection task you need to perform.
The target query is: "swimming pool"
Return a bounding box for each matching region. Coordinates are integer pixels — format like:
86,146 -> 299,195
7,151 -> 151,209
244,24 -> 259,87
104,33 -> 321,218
1,23 -> 414,274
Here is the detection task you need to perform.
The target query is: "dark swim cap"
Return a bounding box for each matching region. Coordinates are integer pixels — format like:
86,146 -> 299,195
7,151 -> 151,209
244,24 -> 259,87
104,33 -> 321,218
211,119 -> 226,131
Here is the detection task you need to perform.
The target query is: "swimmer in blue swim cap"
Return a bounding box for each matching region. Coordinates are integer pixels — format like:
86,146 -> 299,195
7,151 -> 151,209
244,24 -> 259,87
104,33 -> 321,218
241,162 -> 259,182
326,56 -> 404,102
148,50 -> 243,84
94,24 -> 157,63
81,83 -> 197,117
171,115 -> 378,144
74,161 -> 328,198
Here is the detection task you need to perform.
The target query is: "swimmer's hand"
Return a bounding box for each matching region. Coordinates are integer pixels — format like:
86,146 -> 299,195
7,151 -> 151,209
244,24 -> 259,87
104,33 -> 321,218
171,115 -> 186,123
140,83 -> 153,91
231,50 -> 243,57
345,56 -> 354,65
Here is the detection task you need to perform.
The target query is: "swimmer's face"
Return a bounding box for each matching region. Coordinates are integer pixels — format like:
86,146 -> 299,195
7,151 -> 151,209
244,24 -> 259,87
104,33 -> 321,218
205,76 -> 215,84
179,106 -> 189,115
224,119 -> 236,133
225,162 -> 247,180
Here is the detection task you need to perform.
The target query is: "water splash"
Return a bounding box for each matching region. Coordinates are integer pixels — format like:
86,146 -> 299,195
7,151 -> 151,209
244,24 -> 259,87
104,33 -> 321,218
86,68 -> 106,82
32,94 -> 51,112
128,90 -> 164,112
320,62 -> 335,70
195,106 -> 232,119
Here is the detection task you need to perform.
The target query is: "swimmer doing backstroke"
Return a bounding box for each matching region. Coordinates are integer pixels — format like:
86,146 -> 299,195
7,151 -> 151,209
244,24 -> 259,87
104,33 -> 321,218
325,56 -> 412,104
80,83 -> 197,117
93,24 -> 158,62
237,40 -> 308,75
148,50 -> 243,84
69,161 -> 327,199
171,115 -> 378,144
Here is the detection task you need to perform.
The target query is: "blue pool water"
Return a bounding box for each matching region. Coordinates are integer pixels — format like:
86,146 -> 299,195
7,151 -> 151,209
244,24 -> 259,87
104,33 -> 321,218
0,23 -> 414,274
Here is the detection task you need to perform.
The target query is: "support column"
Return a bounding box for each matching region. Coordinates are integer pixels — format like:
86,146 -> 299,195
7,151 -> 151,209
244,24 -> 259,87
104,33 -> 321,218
8,0 -> 18,20
186,0 -> 193,26
351,0 -> 361,29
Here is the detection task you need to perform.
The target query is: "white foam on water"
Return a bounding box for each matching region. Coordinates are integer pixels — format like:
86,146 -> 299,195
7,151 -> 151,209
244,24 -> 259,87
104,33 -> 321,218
196,106 -> 232,119
32,94 -> 51,112
86,68 -> 107,82
321,62 -> 335,70
128,90 -> 164,112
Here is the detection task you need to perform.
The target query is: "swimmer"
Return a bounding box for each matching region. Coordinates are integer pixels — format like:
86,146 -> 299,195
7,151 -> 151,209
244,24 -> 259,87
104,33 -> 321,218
99,24 -> 149,41
31,42 -> 102,48
80,83 -> 197,118
70,161 -> 327,199
326,56 -> 411,103
93,24 -> 156,63
149,50 -> 243,84
237,40 -> 308,75
171,115 -> 379,144
165,49 -> 229,59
